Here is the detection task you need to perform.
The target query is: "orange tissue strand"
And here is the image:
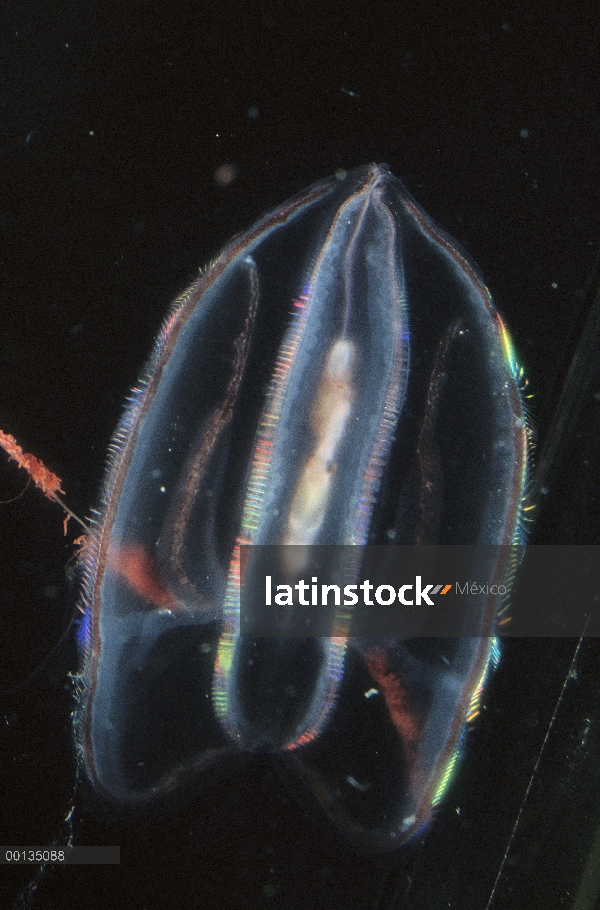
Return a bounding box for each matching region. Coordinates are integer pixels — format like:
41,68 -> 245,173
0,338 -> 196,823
364,648 -> 422,771
108,543 -> 177,609
0,429 -> 64,498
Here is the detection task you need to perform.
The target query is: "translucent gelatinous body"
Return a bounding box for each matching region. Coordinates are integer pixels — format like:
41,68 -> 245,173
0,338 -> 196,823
76,165 -> 528,850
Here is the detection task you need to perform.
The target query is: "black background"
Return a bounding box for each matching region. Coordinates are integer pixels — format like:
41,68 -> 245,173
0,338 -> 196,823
1,2 -> 599,909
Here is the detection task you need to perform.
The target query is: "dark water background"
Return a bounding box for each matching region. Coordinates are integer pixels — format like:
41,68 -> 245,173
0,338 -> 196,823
1,3 -> 599,908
